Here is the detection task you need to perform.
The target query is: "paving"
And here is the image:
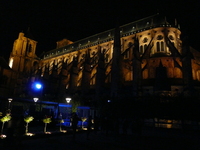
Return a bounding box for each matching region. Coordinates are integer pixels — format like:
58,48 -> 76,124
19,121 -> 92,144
1,126 -> 200,150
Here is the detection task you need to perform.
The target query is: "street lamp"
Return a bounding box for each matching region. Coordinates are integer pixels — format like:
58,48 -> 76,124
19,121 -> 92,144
8,98 -> 13,109
66,98 -> 71,103
33,97 -> 39,103
66,97 -> 72,118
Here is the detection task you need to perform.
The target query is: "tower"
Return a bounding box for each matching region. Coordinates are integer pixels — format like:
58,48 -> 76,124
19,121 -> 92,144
9,30 -> 38,73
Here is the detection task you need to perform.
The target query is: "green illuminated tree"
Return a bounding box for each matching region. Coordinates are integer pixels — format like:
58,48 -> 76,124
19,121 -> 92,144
43,117 -> 51,133
0,114 -> 11,135
71,93 -> 82,113
81,117 -> 87,128
24,116 -> 34,134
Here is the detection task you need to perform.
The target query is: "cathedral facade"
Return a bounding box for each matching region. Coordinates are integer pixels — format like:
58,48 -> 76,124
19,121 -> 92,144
6,14 -> 200,110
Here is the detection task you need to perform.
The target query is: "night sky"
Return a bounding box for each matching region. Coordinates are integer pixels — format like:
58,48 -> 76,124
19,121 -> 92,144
0,0 -> 199,61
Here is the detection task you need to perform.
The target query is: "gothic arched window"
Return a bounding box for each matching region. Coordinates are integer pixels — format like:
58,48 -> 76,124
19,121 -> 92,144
161,41 -> 165,51
140,45 -> 143,54
105,54 -> 109,63
144,44 -> 148,52
157,42 -> 161,52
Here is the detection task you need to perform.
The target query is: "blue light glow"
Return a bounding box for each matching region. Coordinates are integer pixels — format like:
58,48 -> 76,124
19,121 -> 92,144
35,83 -> 42,89
33,82 -> 43,90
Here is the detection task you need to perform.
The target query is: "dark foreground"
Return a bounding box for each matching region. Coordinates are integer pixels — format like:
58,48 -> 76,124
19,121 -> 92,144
1,127 -> 200,150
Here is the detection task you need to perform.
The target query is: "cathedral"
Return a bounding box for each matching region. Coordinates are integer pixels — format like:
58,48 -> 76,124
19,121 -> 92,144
2,13 -> 200,117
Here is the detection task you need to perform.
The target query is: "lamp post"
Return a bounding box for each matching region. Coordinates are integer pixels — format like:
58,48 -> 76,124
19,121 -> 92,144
8,98 -> 13,110
33,97 -> 39,119
66,97 -> 72,119
66,97 -> 71,104
33,97 -> 39,103
32,82 -> 43,120
33,97 -> 39,111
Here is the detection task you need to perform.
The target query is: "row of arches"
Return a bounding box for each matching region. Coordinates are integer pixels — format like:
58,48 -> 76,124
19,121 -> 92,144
124,66 -> 200,82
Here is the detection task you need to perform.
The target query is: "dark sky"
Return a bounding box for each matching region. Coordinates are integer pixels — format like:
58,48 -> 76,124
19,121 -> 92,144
0,0 -> 199,61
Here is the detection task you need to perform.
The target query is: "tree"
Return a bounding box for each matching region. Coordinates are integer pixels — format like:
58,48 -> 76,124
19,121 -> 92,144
71,93 -> 82,113
81,117 -> 87,129
0,114 -> 11,135
43,117 -> 52,133
24,116 -> 34,134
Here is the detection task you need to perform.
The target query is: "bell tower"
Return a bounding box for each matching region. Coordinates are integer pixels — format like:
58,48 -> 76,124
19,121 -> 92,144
9,30 -> 38,73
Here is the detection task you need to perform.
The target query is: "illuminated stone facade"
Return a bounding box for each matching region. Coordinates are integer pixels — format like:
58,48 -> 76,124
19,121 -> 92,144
7,14 -> 200,102
0,57 -> 17,97
9,32 -> 39,73
4,31 -> 39,97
